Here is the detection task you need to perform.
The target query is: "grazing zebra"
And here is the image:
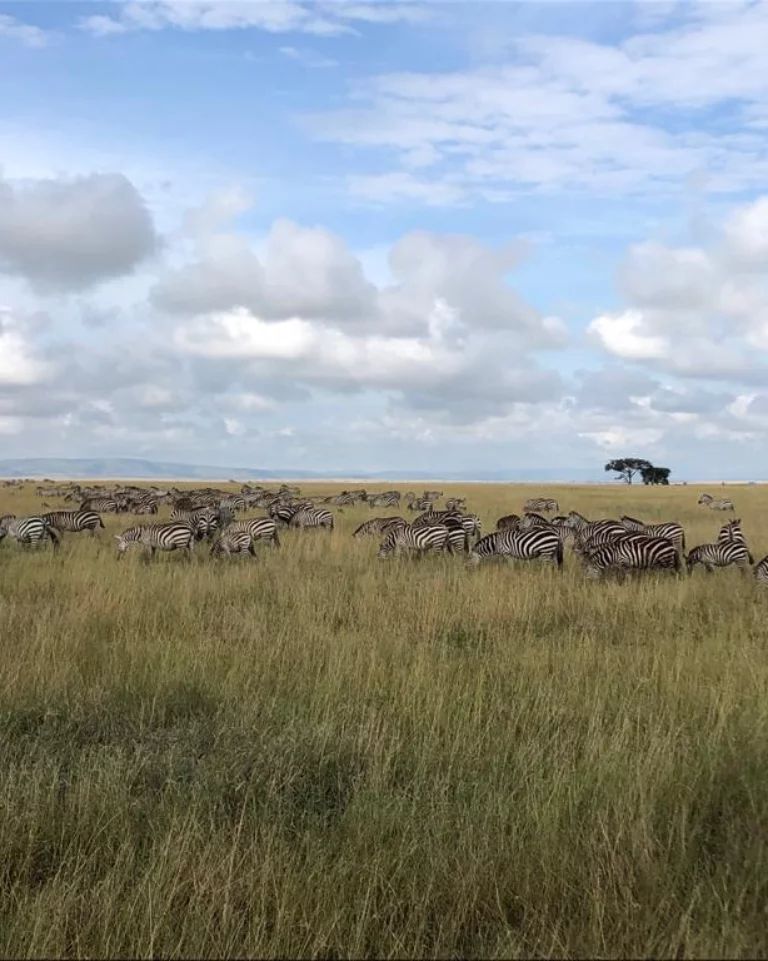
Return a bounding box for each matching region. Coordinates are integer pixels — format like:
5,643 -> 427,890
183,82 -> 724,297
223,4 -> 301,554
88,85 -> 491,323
519,511 -> 550,529
80,496 -> 119,513
496,513 -> 521,531
210,530 -> 257,558
412,509 -> 479,544
289,507 -> 334,531
170,506 -> 220,540
367,491 -> 401,508
619,515 -> 685,557
224,517 -> 281,547
468,528 -> 563,568
377,524 -> 451,559
580,535 -> 681,579
268,503 -> 298,527
686,542 -> 752,573
698,493 -> 735,511
565,511 -> 627,543
753,556 -> 768,585
353,517 -> 407,538
407,497 -> 433,512
523,497 -> 559,513
114,523 -> 196,559
41,510 -> 104,536
1,516 -> 60,550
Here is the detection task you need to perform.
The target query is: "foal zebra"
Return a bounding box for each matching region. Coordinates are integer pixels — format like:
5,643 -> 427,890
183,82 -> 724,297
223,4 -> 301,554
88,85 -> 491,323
468,528 -> 563,568
698,493 -> 735,511
115,523 -> 196,559
41,510 -> 104,535
686,542 -> 752,573
210,530 -> 257,558
1,516 -> 60,550
377,524 -> 452,559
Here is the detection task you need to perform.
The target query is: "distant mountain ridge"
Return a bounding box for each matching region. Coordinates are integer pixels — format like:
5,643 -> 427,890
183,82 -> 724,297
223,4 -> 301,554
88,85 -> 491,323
0,457 -> 603,483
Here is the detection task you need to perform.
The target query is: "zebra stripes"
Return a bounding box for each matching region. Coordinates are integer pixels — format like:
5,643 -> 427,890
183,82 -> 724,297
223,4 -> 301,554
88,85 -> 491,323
496,513 -> 521,531
377,524 -> 452,559
754,556 -> 768,585
289,507 -> 334,531
580,535 -> 681,579
1,516 -> 60,550
686,542 -> 752,573
210,530 -> 257,558
698,493 -> 735,511
619,515 -> 685,556
223,517 -> 281,547
523,497 -> 559,513
115,523 -> 196,559
41,510 -> 104,535
468,528 -> 563,568
353,517 -> 407,538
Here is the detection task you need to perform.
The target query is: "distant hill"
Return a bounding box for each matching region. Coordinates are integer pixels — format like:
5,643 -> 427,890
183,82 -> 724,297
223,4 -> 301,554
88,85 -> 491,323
0,457 -> 604,483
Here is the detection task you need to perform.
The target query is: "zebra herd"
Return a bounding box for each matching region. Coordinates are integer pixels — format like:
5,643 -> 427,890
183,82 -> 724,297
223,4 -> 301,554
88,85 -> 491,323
2,483 -> 768,587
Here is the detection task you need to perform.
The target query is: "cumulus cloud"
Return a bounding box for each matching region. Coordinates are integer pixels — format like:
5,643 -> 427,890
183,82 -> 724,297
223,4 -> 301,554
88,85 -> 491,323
588,195 -> 768,382
0,308 -> 52,386
0,173 -> 157,291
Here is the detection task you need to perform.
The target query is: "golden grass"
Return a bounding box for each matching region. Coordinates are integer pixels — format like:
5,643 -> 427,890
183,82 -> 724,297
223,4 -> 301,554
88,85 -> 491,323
1,481 -> 767,958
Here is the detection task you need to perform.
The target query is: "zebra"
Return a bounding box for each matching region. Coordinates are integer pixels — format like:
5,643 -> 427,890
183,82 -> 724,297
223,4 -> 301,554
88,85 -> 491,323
223,517 -> 280,547
686,542 -> 752,573
41,510 -> 104,536
170,506 -> 221,540
523,497 -> 559,513
412,510 -> 479,545
407,497 -> 433,512
445,497 -> 467,512
496,513 -> 521,531
377,524 -> 452,559
367,491 -> 401,508
289,507 -> 334,531
353,517 -> 408,538
468,527 -> 563,568
210,530 -> 257,559
1,516 -> 60,550
717,518 -> 750,551
114,523 -> 196,559
80,496 -> 120,513
698,493 -> 735,511
619,515 -> 686,557
580,535 -> 681,580
753,556 -> 768,585
565,511 -> 627,543
519,511 -> 550,529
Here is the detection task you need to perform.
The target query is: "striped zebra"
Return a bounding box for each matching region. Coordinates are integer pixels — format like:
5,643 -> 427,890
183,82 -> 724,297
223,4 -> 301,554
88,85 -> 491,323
170,506 -> 220,540
41,510 -> 104,536
445,497 -> 467,512
523,497 -> 559,513
496,513 -> 521,531
223,517 -> 280,547
412,510 -> 479,545
519,511 -> 550,529
353,517 -> 407,538
580,535 -> 681,579
115,523 -> 196,559
407,497 -> 433,512
753,556 -> 768,585
210,530 -> 257,558
1,516 -> 60,550
468,527 -> 563,568
565,511 -> 627,543
717,518 -> 749,551
377,524 -> 452,559
686,542 -> 752,573
367,491 -> 401,508
619,515 -> 685,557
698,493 -> 735,511
80,496 -> 119,513
289,507 -> 334,531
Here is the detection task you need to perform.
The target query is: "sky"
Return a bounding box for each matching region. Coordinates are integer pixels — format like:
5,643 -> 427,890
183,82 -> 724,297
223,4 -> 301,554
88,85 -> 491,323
2,0 -> 768,478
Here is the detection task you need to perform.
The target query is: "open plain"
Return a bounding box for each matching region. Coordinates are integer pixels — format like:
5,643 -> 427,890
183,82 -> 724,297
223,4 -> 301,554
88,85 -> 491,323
1,481 -> 767,958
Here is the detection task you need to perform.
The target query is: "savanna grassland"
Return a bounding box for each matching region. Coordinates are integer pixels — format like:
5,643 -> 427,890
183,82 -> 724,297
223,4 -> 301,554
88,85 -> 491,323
1,481 -> 767,959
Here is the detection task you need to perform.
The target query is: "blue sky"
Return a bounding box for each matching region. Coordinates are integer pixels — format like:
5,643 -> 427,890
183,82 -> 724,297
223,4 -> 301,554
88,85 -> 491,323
2,1 -> 768,477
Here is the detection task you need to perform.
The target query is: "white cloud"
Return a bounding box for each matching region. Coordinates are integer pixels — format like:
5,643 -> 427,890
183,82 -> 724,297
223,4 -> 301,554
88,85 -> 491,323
0,173 -> 157,292
0,309 -> 52,386
588,310 -> 669,361
0,13 -> 48,48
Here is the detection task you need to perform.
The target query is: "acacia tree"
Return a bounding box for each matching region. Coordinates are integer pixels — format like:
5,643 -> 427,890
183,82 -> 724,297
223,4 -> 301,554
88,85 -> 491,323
604,458 -> 652,484
641,466 -> 671,485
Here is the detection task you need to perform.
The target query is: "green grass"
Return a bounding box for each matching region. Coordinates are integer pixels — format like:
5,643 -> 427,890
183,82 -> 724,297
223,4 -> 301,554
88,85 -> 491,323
1,482 -> 767,958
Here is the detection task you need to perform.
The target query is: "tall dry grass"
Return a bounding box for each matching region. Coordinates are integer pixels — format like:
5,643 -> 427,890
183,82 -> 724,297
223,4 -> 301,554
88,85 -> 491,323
0,481 -> 767,958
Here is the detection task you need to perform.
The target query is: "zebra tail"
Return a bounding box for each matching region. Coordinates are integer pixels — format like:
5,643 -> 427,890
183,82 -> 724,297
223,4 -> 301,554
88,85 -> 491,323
98,516 -> 105,528
748,550 -> 755,564
46,524 -> 61,550
466,551 -> 481,568
555,538 -> 564,570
